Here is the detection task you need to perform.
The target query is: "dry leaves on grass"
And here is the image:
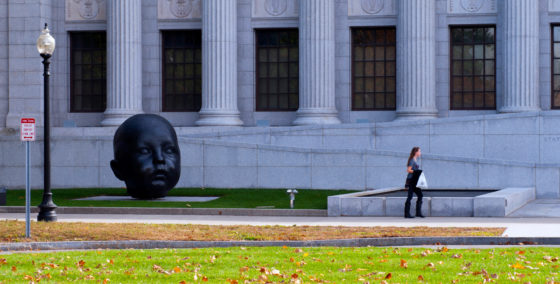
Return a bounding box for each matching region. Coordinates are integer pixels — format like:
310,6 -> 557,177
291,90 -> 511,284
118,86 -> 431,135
0,220 -> 505,242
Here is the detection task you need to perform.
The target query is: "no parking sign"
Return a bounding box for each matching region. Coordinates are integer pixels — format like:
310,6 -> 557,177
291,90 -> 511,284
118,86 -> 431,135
20,118 -> 36,141
20,118 -> 35,238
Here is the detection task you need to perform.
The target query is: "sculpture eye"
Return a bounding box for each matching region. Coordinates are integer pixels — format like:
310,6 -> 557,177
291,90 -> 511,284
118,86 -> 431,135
138,147 -> 151,154
164,146 -> 176,154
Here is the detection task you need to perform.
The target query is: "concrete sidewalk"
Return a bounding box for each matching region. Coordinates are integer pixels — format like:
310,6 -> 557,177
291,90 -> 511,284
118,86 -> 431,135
2,213 -> 560,238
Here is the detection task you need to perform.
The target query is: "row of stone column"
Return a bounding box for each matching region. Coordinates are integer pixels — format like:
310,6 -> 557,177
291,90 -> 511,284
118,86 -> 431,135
100,0 -> 541,127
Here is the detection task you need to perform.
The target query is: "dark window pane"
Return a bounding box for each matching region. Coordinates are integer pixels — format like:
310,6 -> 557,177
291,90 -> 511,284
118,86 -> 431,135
474,60 -> 484,75
474,93 -> 484,108
70,31 -> 106,112
256,29 -> 299,111
162,30 -> 202,111
553,25 -> 560,108
352,27 -> 396,110
450,26 -> 495,110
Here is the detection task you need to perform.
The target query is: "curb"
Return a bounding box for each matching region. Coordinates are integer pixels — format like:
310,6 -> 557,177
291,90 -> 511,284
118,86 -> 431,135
2,237 -> 560,252
0,206 -> 327,217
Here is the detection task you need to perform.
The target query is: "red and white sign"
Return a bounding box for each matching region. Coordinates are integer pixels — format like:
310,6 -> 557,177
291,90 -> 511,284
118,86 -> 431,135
20,118 -> 36,142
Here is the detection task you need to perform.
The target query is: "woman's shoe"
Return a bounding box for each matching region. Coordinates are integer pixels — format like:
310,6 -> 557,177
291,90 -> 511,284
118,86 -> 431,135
404,215 -> 415,219
416,213 -> 425,218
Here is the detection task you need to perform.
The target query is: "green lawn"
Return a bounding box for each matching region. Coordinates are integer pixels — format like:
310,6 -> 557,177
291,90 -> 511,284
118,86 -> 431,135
4,188 -> 356,209
1,247 -> 558,283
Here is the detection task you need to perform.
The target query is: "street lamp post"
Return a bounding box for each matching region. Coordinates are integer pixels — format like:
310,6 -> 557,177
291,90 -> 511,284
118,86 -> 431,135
36,23 -> 57,222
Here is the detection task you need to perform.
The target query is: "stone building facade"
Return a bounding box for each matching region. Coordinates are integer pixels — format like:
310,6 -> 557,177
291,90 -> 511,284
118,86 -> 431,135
2,0 -> 560,198
0,0 -> 557,128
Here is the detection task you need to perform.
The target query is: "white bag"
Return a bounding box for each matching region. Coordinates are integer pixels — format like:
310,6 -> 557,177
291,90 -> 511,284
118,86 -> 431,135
417,172 -> 428,189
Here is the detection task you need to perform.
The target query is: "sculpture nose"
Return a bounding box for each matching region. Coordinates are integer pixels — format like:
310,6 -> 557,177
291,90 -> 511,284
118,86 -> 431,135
153,148 -> 165,164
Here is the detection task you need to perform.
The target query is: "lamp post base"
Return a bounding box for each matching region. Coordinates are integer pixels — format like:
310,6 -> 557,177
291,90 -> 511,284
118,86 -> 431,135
37,209 -> 57,222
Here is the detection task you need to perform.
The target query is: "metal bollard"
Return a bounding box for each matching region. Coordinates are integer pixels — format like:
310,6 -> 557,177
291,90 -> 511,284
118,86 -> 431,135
286,188 -> 298,209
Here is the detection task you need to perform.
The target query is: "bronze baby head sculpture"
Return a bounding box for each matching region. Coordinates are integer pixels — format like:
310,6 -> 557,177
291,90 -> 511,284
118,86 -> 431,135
110,114 -> 181,199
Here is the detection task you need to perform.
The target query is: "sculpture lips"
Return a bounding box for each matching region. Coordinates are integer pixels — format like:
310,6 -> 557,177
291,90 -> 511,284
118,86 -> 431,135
153,170 -> 167,180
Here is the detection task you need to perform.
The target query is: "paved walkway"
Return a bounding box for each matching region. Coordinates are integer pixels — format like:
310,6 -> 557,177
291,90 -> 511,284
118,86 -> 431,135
2,213 -> 560,238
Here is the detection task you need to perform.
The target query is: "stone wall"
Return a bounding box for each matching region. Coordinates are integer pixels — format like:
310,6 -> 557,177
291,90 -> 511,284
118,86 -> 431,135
0,126 -> 558,199
185,111 -> 560,164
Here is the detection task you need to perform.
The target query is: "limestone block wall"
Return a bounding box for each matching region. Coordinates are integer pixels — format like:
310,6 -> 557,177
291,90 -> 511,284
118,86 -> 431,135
184,111 -> 560,164
0,133 -> 558,199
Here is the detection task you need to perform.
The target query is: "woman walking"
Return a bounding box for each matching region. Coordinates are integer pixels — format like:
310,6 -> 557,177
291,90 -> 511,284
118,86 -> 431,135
404,147 -> 424,218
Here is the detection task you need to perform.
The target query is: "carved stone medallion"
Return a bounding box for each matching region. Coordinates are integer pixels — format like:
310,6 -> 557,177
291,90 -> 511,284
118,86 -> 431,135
169,0 -> 193,18
265,0 -> 288,16
73,0 -> 103,19
361,0 -> 384,14
460,0 -> 484,13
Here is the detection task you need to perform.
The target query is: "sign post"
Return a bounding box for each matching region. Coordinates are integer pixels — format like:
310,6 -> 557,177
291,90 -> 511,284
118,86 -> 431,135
20,118 -> 35,238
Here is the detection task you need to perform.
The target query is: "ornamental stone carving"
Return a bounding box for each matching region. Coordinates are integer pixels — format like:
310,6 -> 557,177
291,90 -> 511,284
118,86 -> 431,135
460,0 -> 484,12
265,0 -> 288,16
252,0 -> 298,18
348,0 -> 396,16
360,0 -> 384,14
158,0 -> 201,20
448,0 -> 496,14
170,0 -> 193,18
66,0 -> 106,21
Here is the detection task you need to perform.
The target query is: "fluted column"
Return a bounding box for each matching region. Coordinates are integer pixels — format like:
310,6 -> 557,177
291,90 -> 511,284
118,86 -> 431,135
396,0 -> 438,120
293,0 -> 340,125
196,0 -> 243,126
500,0 -> 540,112
101,0 -> 143,126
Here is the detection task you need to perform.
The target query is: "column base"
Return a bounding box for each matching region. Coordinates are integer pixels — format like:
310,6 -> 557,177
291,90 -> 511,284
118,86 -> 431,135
395,109 -> 438,121
293,109 -> 341,125
196,110 -> 243,126
100,109 -> 143,126
499,106 -> 541,113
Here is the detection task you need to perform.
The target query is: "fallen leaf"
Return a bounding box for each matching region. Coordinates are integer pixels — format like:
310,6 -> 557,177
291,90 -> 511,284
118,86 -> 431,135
385,272 -> 392,279
103,279 -> 110,284
291,273 -> 299,279
202,276 -> 208,282
258,274 -> 268,282
173,266 -> 181,273
400,259 -> 408,268
239,266 -> 249,272
294,248 -> 303,253
179,281 -> 187,284
11,266 -> 16,272
418,275 -> 424,281
512,262 -> 525,269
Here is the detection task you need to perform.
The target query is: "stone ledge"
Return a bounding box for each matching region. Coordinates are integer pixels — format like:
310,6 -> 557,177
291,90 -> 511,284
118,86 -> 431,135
1,237 -> 559,252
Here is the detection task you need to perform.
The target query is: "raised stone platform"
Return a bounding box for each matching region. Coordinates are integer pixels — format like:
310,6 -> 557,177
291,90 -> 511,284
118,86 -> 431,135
328,187 -> 536,217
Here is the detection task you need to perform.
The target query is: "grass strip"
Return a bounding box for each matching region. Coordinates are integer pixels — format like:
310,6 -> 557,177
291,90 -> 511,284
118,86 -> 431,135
1,246 -> 559,282
0,221 -> 504,243
5,188 -> 356,209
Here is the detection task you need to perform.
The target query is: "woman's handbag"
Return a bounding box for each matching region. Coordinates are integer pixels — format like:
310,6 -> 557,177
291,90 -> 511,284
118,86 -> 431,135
417,172 -> 428,189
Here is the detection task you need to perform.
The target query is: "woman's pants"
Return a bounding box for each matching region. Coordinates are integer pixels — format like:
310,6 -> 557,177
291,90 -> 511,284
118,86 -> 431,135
404,185 -> 423,216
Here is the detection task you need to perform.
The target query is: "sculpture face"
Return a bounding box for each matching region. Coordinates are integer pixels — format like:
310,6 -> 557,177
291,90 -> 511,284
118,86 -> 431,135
110,114 -> 181,199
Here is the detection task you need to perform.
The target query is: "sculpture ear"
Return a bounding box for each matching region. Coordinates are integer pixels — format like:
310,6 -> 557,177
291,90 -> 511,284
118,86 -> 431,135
110,160 -> 124,181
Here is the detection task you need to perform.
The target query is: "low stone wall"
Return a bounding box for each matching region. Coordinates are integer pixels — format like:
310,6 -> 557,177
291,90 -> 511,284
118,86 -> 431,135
328,187 -> 536,217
